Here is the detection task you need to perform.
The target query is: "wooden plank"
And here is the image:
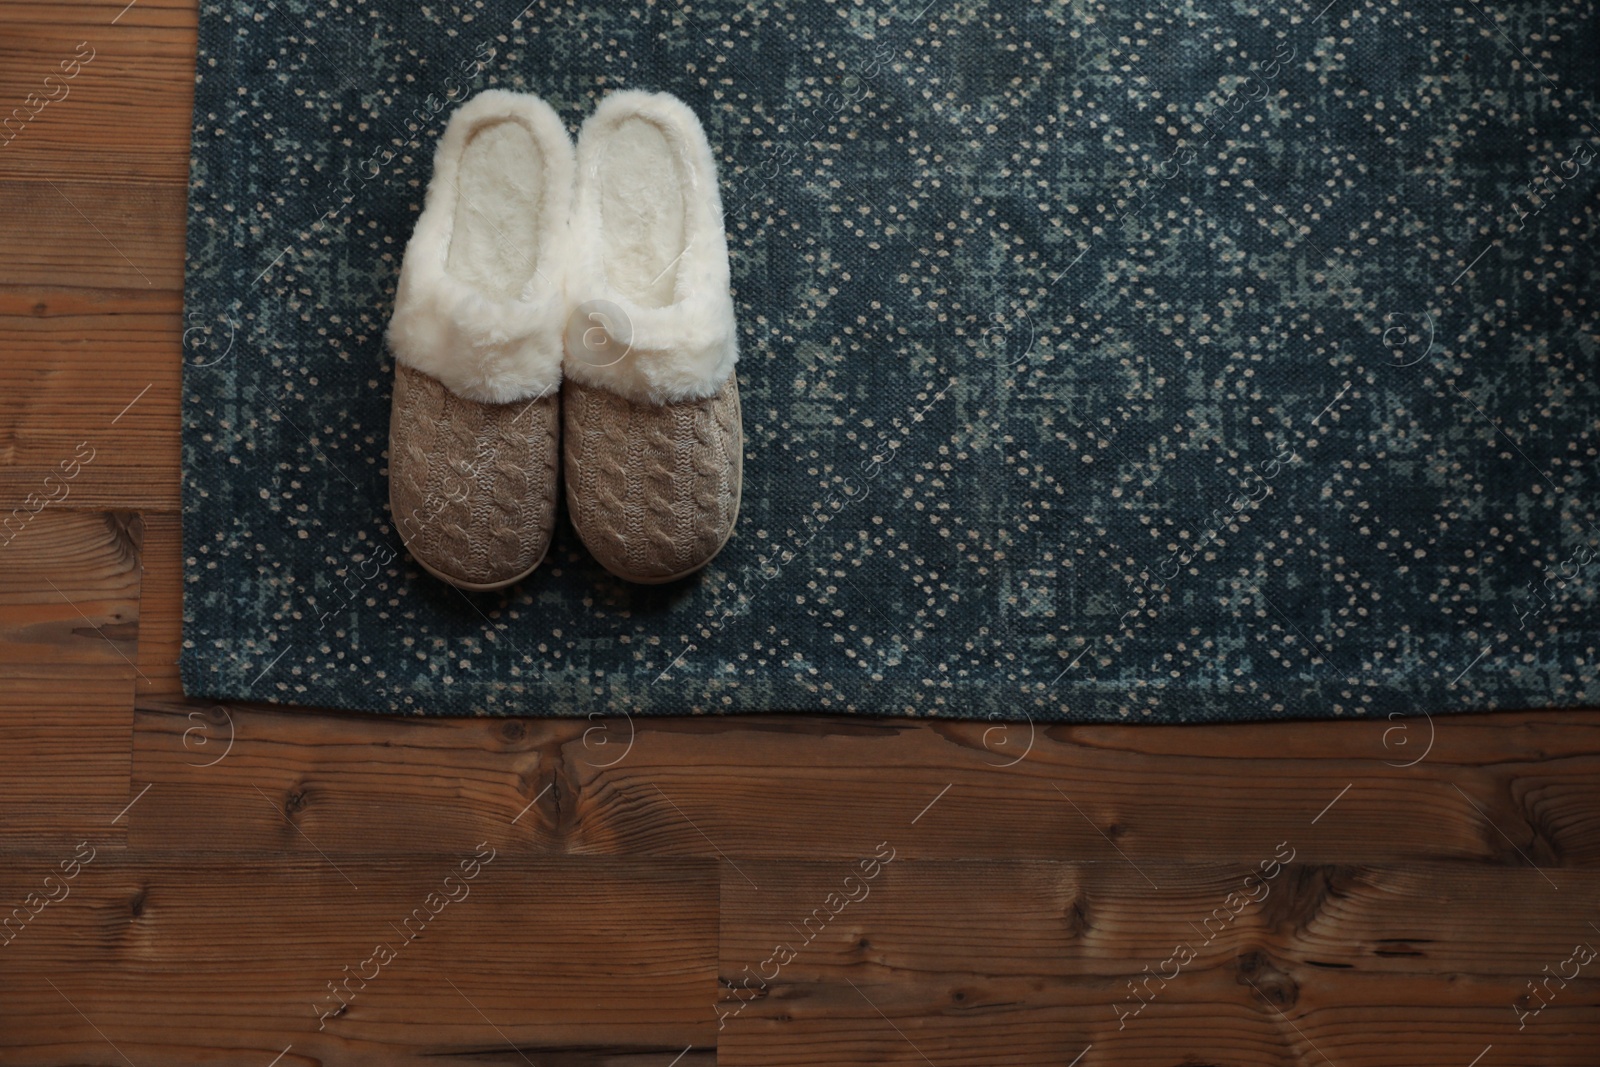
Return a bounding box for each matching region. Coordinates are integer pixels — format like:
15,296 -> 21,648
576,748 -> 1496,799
0,666 -> 132,848
0,854 -> 717,1065
719,994 -> 1598,1067
720,861 -> 1599,980
0,179 -> 183,292
131,698 -> 581,855
0,0 -> 196,182
561,713 -> 1600,865
0,182 -> 182,509
0,308 -> 179,510
0,510 -> 142,667
717,860 -> 1600,1066
132,699 -> 1600,869
0,509 -> 137,846
134,510 -> 182,696
0,324 -> 179,508
0,0 -> 190,511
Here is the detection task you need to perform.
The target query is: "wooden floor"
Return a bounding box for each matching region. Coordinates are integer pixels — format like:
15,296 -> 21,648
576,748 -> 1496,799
2,2 -> 1598,1063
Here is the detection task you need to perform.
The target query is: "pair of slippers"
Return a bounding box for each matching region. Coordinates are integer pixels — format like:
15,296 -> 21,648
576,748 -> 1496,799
387,89 -> 742,590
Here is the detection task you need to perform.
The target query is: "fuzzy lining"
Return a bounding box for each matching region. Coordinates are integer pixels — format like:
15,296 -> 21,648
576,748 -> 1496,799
388,89 -> 573,404
562,90 -> 738,405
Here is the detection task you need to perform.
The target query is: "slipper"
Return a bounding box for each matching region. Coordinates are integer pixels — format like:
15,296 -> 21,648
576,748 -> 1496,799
386,89 -> 573,591
561,90 -> 743,584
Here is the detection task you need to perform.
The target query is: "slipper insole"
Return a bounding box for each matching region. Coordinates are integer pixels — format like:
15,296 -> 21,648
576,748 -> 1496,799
446,119 -> 546,301
599,117 -> 686,309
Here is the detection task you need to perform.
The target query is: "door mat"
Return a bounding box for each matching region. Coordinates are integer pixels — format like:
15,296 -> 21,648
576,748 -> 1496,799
181,0 -> 1600,720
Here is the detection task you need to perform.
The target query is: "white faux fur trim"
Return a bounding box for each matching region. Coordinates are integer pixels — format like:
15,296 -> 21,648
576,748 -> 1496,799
388,90 -> 574,404
562,90 -> 738,405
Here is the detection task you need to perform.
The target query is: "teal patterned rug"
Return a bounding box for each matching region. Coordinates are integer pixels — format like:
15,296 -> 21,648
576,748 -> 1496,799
181,0 -> 1600,720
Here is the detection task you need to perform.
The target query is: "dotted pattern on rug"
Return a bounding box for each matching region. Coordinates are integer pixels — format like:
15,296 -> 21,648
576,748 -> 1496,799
182,0 -> 1600,720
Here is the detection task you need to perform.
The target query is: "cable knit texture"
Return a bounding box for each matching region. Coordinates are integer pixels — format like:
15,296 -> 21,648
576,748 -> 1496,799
564,374 -> 741,583
390,364 -> 559,589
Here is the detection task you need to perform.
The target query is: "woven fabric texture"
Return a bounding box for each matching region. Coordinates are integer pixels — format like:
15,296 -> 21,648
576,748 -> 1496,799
182,0 -> 1600,720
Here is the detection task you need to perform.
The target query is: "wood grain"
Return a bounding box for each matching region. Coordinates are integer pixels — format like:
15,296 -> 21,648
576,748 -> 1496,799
0,179 -> 184,291
0,510 -> 142,667
131,697 -> 569,855
561,713 -> 1600,865
134,510 -> 182,695
0,304 -> 180,510
0,0 -> 190,513
718,988 -> 1599,1067
0,178 -> 182,510
718,861 -> 1600,1066
0,0 -> 196,182
0,511 -> 137,846
0,667 -> 132,848
129,698 -> 1600,875
0,854 -> 717,1066
720,861 -> 1597,980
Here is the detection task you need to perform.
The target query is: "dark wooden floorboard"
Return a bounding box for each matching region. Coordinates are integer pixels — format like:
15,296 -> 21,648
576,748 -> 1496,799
132,698 -> 1600,868
1,512 -> 138,847
716,861 -> 1600,1064
0,855 -> 717,1066
558,713 -> 1600,864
